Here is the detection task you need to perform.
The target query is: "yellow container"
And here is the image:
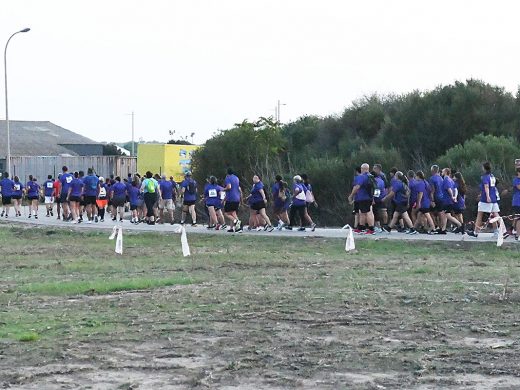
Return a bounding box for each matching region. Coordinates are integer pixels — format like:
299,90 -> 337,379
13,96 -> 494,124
137,144 -> 199,182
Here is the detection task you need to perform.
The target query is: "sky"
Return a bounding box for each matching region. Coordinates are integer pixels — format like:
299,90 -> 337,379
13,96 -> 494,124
2,0 -> 520,144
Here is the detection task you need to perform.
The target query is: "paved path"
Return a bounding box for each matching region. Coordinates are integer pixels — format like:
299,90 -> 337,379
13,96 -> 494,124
0,205 -> 509,244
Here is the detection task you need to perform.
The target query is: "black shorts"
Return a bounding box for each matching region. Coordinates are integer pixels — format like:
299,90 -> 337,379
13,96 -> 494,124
60,193 -> 69,203
130,204 -> 138,211
251,201 -> 266,211
80,198 -> 87,207
394,203 -> 409,214
354,200 -> 372,214
441,203 -> 453,213
373,201 -> 386,211
183,200 -> 196,207
69,196 -> 81,203
28,196 -> 39,201
224,201 -> 240,212
513,206 -> 520,215
11,195 -> 21,200
419,208 -> 431,214
112,197 -> 126,207
84,196 -> 97,205
1,196 -> 11,205
452,207 -> 464,215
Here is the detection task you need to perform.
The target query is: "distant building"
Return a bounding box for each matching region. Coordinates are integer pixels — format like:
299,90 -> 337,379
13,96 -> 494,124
0,120 -> 135,180
138,144 -> 199,182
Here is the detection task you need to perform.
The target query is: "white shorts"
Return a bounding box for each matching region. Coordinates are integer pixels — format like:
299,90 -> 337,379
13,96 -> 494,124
45,196 -> 55,204
477,202 -> 500,213
159,198 -> 174,210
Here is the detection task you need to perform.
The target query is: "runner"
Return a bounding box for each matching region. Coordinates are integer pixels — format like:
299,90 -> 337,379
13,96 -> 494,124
140,171 -> 160,225
204,175 -> 223,229
0,172 -> 14,218
82,168 -> 99,223
512,168 -> 520,240
159,174 -> 175,224
78,170 -> 86,222
60,166 -> 74,221
180,171 -> 198,226
11,176 -> 23,217
452,171 -> 467,229
128,179 -> 141,224
288,175 -> 310,231
26,176 -> 41,219
96,177 -> 108,222
407,170 -> 419,225
348,163 -> 375,235
301,174 -> 318,229
372,170 -> 387,232
429,165 -> 444,231
54,174 -> 62,219
413,171 -> 436,234
67,172 -> 84,223
110,176 -> 128,222
247,175 -> 274,232
439,168 -> 463,234
468,162 -> 500,238
223,168 -> 243,232
43,175 -> 55,217
382,171 -> 417,234
272,175 -> 290,229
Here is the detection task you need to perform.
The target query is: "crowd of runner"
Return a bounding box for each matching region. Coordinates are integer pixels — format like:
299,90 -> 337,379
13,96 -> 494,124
0,162 -> 519,239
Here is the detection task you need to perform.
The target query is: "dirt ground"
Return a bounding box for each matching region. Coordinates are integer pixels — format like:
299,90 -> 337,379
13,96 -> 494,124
1,226 -> 520,389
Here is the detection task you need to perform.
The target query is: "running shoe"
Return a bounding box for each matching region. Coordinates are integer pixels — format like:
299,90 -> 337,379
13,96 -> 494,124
406,228 -> 418,235
311,223 -> 317,232
86,220 -> 92,224
365,229 -> 376,235
284,226 -> 293,230
46,213 -> 50,217
192,223 -> 198,227
437,230 -> 447,235
207,225 -> 216,230
298,227 -> 306,231
467,230 -> 478,238
28,215 -> 31,219
266,225 -> 274,232
227,228 -> 235,233
353,228 -> 363,234
235,219 -> 242,231
0,211 -> 3,217
382,225 -> 392,233
94,216 -> 98,223
100,218 -> 104,222
34,215 -> 38,220
120,218 -> 123,223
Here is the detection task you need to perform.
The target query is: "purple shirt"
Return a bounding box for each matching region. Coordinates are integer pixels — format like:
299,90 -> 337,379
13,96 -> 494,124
224,174 -> 241,202
373,176 -> 386,201
204,183 -> 223,207
181,179 -> 198,202
353,173 -> 372,201
429,174 -> 444,203
60,173 -> 74,194
43,180 -> 55,197
111,182 -> 127,198
27,181 -> 40,197
415,180 -> 431,209
442,176 -> 456,205
159,180 -> 174,200
480,174 -> 497,203
250,181 -> 264,203
409,178 -> 418,205
455,181 -> 465,210
292,183 -> 306,206
12,181 -> 23,197
513,177 -> 520,207
392,180 -> 408,205
128,185 -> 140,205
83,175 -> 99,197
69,178 -> 84,197
0,178 -> 14,196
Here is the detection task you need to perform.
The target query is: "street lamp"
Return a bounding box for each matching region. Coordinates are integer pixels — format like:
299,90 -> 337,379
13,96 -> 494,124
4,27 -> 30,175
276,99 -> 286,123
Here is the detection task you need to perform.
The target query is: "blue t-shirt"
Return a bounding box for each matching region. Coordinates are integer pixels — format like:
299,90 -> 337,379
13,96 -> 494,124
429,174 -> 444,203
373,176 -> 386,202
27,181 -> 40,197
12,181 -> 23,197
43,180 -> 55,197
480,173 -> 497,203
272,182 -> 284,207
181,179 -> 198,202
442,176 -> 456,205
512,177 -> 520,207
415,179 -> 431,209
392,180 -> 409,205
60,173 -> 74,194
128,185 -> 140,205
0,178 -> 14,196
111,182 -> 127,198
204,183 -> 222,207
224,174 -> 241,202
83,175 -> 99,197
69,178 -> 84,197
353,173 -> 372,202
159,180 -> 174,200
250,181 -> 264,204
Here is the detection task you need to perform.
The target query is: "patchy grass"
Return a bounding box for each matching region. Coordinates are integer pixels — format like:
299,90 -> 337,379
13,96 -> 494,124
0,225 -> 520,389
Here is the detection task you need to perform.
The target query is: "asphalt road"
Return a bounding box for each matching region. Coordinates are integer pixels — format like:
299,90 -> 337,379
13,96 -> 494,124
0,205 -> 507,244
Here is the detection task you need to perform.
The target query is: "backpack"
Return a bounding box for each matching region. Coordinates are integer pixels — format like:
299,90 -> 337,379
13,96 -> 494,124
366,174 -> 378,197
146,179 -> 156,193
187,180 -> 196,195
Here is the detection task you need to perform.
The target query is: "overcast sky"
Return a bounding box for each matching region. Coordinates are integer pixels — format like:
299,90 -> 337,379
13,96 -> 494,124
2,0 -> 520,144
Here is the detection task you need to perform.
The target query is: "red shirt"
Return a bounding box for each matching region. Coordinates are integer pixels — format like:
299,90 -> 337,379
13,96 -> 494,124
53,180 -> 61,197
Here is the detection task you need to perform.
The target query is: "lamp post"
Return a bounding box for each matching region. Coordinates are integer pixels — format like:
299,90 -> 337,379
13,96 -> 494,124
4,27 -> 30,175
276,99 -> 286,123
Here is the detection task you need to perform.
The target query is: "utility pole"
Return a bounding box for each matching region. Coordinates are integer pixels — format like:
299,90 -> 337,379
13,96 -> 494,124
131,111 -> 135,156
276,100 -> 286,123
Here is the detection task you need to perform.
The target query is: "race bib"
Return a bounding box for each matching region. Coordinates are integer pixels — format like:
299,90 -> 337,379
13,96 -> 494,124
46,182 -> 53,189
208,189 -> 218,197
220,191 -> 226,200
99,187 -> 107,197
66,176 -> 72,184
374,189 -> 381,197
490,176 -> 496,187
14,184 -> 20,191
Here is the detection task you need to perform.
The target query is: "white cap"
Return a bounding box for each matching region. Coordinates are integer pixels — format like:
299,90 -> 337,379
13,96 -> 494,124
99,176 -> 104,182
293,175 -> 302,182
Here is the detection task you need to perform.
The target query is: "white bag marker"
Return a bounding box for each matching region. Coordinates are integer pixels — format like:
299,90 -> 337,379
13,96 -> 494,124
496,217 -> 506,247
109,226 -> 123,255
345,224 -> 356,252
172,224 -> 191,257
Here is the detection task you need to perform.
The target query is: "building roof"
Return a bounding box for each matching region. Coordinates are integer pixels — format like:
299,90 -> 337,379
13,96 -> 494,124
0,120 -> 100,157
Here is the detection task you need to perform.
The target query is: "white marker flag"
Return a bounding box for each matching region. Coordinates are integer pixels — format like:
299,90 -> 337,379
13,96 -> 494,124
109,226 -> 123,255
345,224 -> 356,252
172,224 -> 191,257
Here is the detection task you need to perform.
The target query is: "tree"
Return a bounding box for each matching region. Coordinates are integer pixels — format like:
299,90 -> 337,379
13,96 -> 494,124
103,143 -> 125,156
